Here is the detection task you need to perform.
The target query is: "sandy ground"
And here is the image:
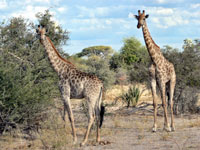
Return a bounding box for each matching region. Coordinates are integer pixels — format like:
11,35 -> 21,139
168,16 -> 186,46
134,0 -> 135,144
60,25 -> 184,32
76,108 -> 200,150
65,97 -> 200,150
1,85 -> 200,150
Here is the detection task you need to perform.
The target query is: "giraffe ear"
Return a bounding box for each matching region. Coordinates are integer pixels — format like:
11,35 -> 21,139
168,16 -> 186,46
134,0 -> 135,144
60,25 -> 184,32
145,14 -> 149,18
134,15 -> 138,19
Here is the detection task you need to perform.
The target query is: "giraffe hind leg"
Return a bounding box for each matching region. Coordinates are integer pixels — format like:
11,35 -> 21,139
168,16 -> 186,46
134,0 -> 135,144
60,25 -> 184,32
95,104 -> 101,143
81,99 -> 95,146
169,78 -> 176,131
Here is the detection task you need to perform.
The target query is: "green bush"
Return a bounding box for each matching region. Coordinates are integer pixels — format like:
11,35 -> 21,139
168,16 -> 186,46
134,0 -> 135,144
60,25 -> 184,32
0,10 -> 68,133
121,86 -> 141,108
77,46 -> 116,90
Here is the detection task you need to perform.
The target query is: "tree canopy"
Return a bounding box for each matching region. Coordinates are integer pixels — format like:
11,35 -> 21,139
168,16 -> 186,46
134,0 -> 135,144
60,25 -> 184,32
120,37 -> 148,65
76,45 -> 114,59
0,10 -> 69,133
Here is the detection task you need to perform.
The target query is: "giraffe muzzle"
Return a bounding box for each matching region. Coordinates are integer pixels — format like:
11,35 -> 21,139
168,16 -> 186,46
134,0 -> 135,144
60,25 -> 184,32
137,24 -> 141,29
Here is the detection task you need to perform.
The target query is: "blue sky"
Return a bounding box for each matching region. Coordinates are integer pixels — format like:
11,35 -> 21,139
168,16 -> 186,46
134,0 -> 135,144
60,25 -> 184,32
0,0 -> 200,55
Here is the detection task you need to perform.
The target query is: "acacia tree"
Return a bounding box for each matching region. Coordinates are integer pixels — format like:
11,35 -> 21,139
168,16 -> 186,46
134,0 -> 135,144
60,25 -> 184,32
120,37 -> 148,65
0,10 -> 69,133
76,45 -> 114,59
110,37 -> 150,83
76,45 -> 115,89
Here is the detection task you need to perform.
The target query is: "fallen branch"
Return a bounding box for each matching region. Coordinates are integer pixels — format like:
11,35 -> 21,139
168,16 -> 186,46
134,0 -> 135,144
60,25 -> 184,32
127,107 -> 163,116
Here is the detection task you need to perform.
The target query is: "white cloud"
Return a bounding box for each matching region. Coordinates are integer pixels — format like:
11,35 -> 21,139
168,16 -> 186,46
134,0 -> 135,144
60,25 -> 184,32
151,17 -> 160,24
23,0 -> 50,4
151,16 -> 189,29
147,7 -> 174,16
12,5 -> 48,21
0,0 -> 7,9
68,16 -> 135,34
105,19 -> 112,25
76,6 -> 110,18
156,0 -> 166,4
34,0 -> 50,2
142,6 -> 196,28
96,7 -> 109,16
190,3 -> 200,8
57,6 -> 67,13
128,12 -> 134,18
155,0 -> 184,4
69,18 -> 109,32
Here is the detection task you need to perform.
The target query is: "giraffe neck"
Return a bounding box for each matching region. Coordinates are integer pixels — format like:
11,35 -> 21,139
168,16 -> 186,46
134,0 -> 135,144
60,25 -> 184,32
40,36 -> 74,75
142,22 -> 164,65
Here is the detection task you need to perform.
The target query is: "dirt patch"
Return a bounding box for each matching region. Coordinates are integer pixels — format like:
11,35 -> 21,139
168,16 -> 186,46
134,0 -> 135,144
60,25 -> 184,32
71,107 -> 200,150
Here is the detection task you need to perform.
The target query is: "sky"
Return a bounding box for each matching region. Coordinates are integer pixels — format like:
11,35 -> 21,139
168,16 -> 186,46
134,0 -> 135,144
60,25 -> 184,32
0,0 -> 200,55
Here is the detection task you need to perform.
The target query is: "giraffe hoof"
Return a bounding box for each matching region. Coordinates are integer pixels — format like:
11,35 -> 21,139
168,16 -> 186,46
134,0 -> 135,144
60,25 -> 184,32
152,125 -> 157,132
163,126 -> 171,132
171,126 -> 175,132
73,141 -> 77,145
73,137 -> 77,145
96,138 -> 100,143
80,141 -> 86,147
152,127 -> 157,132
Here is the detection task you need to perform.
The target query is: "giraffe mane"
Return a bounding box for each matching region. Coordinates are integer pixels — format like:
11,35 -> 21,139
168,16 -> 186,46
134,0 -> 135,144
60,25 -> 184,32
46,36 -> 75,67
151,38 -> 160,49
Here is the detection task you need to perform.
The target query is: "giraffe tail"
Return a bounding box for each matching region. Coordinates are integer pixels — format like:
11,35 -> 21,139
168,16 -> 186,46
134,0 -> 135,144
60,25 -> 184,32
99,104 -> 105,128
98,87 -> 105,128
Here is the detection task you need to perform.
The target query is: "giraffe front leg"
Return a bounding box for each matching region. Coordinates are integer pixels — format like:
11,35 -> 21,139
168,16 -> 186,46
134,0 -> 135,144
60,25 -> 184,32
60,84 -> 77,144
64,99 -> 77,144
160,82 -> 171,132
151,78 -> 158,132
149,65 -> 158,132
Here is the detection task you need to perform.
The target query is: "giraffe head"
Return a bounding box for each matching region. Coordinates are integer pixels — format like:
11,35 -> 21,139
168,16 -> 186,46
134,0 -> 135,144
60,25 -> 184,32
134,10 -> 149,29
36,25 -> 48,40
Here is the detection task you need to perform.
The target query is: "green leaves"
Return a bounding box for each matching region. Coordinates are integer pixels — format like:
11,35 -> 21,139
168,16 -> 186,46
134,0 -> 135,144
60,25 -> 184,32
77,45 -> 114,59
120,37 -> 148,65
121,86 -> 141,108
36,10 -> 69,48
0,10 -> 68,133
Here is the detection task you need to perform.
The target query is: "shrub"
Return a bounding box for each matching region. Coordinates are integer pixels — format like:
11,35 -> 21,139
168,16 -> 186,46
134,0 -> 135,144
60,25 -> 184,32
173,86 -> 200,114
121,86 -> 141,108
0,10 -> 68,134
81,55 -> 116,90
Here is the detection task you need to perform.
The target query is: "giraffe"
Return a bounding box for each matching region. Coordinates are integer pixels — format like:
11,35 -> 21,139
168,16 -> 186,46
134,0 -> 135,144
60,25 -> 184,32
134,10 -> 176,132
36,25 -> 105,146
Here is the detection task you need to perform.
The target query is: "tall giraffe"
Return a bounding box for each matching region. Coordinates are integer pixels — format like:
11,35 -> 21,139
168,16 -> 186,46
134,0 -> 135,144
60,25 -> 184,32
134,10 -> 176,132
36,25 -> 104,146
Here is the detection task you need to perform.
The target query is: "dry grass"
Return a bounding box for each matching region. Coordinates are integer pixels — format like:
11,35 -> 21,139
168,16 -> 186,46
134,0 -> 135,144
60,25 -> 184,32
187,118 -> 200,128
1,84 -> 200,150
159,132 -> 172,141
176,115 -> 200,130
